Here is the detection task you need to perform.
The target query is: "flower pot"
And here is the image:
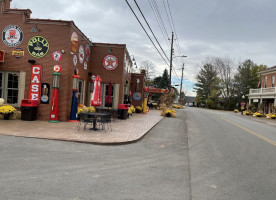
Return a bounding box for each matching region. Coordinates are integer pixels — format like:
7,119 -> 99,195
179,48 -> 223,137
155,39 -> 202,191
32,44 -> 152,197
3,113 -> 11,120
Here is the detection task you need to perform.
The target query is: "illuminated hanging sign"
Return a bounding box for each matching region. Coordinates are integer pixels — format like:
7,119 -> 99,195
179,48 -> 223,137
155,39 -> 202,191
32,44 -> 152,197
0,50 -> 5,62
27,36 -> 49,58
103,55 -> 118,71
2,25 -> 23,47
28,65 -> 42,101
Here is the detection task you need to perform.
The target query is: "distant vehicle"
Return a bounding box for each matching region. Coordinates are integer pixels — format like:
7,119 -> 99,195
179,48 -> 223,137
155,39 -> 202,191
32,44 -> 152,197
185,102 -> 194,107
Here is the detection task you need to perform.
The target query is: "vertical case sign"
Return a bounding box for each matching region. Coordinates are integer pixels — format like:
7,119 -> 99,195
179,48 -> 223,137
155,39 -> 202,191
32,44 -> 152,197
28,65 -> 42,101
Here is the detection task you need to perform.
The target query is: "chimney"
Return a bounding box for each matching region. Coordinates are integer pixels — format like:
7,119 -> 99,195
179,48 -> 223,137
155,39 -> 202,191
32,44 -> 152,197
1,0 -> 12,11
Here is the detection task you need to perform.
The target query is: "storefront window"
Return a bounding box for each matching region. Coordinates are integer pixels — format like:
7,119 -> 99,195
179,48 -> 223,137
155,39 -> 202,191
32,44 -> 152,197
104,84 -> 114,108
272,75 -> 275,87
0,72 -> 19,105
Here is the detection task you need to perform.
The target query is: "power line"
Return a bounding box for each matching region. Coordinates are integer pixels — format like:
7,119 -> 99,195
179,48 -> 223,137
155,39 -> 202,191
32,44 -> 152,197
147,0 -> 170,48
125,0 -> 169,66
133,0 -> 170,62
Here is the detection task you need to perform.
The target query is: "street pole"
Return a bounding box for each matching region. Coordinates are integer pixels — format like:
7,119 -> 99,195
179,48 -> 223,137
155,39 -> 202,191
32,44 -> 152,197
180,63 -> 184,101
169,32 -> 174,89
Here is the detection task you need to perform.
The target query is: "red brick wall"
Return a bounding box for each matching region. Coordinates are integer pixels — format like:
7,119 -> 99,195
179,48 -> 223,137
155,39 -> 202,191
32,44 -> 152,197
130,73 -> 145,108
0,6 -> 92,121
0,2 -> 131,121
261,72 -> 276,88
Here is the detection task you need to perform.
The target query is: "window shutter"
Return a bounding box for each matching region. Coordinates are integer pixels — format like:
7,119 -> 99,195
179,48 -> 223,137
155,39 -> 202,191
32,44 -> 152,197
18,71 -> 26,106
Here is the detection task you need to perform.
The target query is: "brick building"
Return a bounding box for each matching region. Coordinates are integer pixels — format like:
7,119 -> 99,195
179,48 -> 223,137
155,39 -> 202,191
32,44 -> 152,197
248,66 -> 276,114
0,0 -> 142,121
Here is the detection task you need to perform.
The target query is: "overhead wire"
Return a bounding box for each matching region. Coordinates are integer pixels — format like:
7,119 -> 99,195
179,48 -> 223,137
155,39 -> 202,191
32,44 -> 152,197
133,0 -> 170,62
147,0 -> 170,48
125,0 -> 170,67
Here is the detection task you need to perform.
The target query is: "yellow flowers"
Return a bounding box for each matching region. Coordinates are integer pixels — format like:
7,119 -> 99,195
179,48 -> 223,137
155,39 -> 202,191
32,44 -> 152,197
0,105 -> 16,114
234,109 -> 239,113
78,106 -> 96,113
161,109 -> 176,117
243,111 -> 250,115
135,106 -> 142,113
172,104 -> 183,109
253,112 -> 262,117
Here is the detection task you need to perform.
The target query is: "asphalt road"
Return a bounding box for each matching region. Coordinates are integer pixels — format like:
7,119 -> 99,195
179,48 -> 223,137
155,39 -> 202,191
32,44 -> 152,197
1,108 -> 276,200
186,107 -> 276,200
0,110 -> 190,200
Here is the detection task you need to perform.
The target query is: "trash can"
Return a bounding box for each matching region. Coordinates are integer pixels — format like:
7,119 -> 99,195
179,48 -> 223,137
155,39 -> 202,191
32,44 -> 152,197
118,104 -> 128,119
20,99 -> 39,121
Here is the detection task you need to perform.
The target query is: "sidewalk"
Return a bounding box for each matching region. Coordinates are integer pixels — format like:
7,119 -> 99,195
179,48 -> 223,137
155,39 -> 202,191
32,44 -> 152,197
0,110 -> 164,144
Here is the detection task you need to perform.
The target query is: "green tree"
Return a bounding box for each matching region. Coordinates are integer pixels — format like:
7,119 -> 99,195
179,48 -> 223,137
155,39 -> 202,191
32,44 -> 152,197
159,69 -> 170,89
194,64 -> 220,107
234,60 -> 267,99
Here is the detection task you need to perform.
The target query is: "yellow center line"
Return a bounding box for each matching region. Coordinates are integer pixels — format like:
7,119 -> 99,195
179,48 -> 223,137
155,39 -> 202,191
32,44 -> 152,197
214,114 -> 276,146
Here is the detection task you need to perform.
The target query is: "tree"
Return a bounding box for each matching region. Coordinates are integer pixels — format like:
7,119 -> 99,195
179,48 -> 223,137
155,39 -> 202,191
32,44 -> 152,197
210,57 -> 235,109
194,63 -> 220,107
159,69 -> 170,89
140,60 -> 155,80
234,59 -> 267,100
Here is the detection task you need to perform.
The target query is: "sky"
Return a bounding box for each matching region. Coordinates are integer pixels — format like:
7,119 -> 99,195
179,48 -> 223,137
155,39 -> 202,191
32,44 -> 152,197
11,0 -> 276,96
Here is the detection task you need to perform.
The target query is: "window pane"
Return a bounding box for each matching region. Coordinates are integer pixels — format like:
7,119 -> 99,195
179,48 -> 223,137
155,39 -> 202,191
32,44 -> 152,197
7,73 -> 19,89
7,89 -> 18,104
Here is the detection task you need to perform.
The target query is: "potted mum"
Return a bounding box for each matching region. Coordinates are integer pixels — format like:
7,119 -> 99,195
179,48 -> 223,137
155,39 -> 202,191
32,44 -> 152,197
135,106 -> 142,113
0,105 -> 16,120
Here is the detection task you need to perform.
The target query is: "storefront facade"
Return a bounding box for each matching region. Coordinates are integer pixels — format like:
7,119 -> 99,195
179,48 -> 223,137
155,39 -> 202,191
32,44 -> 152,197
0,0 -> 134,121
248,66 -> 276,114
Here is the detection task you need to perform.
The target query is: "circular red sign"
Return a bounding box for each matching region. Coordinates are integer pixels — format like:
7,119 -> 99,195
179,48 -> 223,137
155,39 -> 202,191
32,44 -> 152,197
52,51 -> 62,61
103,55 -> 118,71
53,65 -> 62,72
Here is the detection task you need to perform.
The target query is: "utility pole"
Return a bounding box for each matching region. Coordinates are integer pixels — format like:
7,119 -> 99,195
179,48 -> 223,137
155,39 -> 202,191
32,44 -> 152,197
180,63 -> 184,101
169,32 -> 174,89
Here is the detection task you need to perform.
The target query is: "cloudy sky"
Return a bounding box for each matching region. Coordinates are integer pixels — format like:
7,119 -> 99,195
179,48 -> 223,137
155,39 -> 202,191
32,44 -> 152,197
11,0 -> 276,96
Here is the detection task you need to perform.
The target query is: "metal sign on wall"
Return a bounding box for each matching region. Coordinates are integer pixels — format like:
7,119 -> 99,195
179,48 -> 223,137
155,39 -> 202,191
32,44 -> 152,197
0,50 -> 5,62
41,83 -> 50,104
103,55 -> 118,71
2,25 -> 23,47
27,36 -> 49,58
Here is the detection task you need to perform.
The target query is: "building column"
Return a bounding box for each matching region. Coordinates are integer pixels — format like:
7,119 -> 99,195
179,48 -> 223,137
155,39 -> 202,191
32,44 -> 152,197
274,98 -> 276,106
249,98 -> 252,105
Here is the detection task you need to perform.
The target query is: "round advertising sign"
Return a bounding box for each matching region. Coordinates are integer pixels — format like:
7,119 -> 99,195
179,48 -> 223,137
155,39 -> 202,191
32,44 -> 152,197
12,47 -> 24,59
2,25 -> 23,47
133,92 -> 142,101
78,45 -> 84,64
103,55 -> 118,71
53,65 -> 62,73
52,51 -> 62,61
73,54 -> 77,66
27,36 -> 49,58
85,44 -> 90,62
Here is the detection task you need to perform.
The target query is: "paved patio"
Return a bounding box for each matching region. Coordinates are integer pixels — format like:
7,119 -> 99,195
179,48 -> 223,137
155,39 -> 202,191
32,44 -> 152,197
0,110 -> 164,144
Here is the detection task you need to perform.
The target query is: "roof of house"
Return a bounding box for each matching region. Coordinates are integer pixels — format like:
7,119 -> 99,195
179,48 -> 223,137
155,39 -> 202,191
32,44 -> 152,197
260,65 -> 276,74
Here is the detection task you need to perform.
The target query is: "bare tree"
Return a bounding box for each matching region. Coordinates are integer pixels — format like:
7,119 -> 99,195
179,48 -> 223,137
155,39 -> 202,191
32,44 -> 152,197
209,57 -> 236,104
140,60 -> 155,80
